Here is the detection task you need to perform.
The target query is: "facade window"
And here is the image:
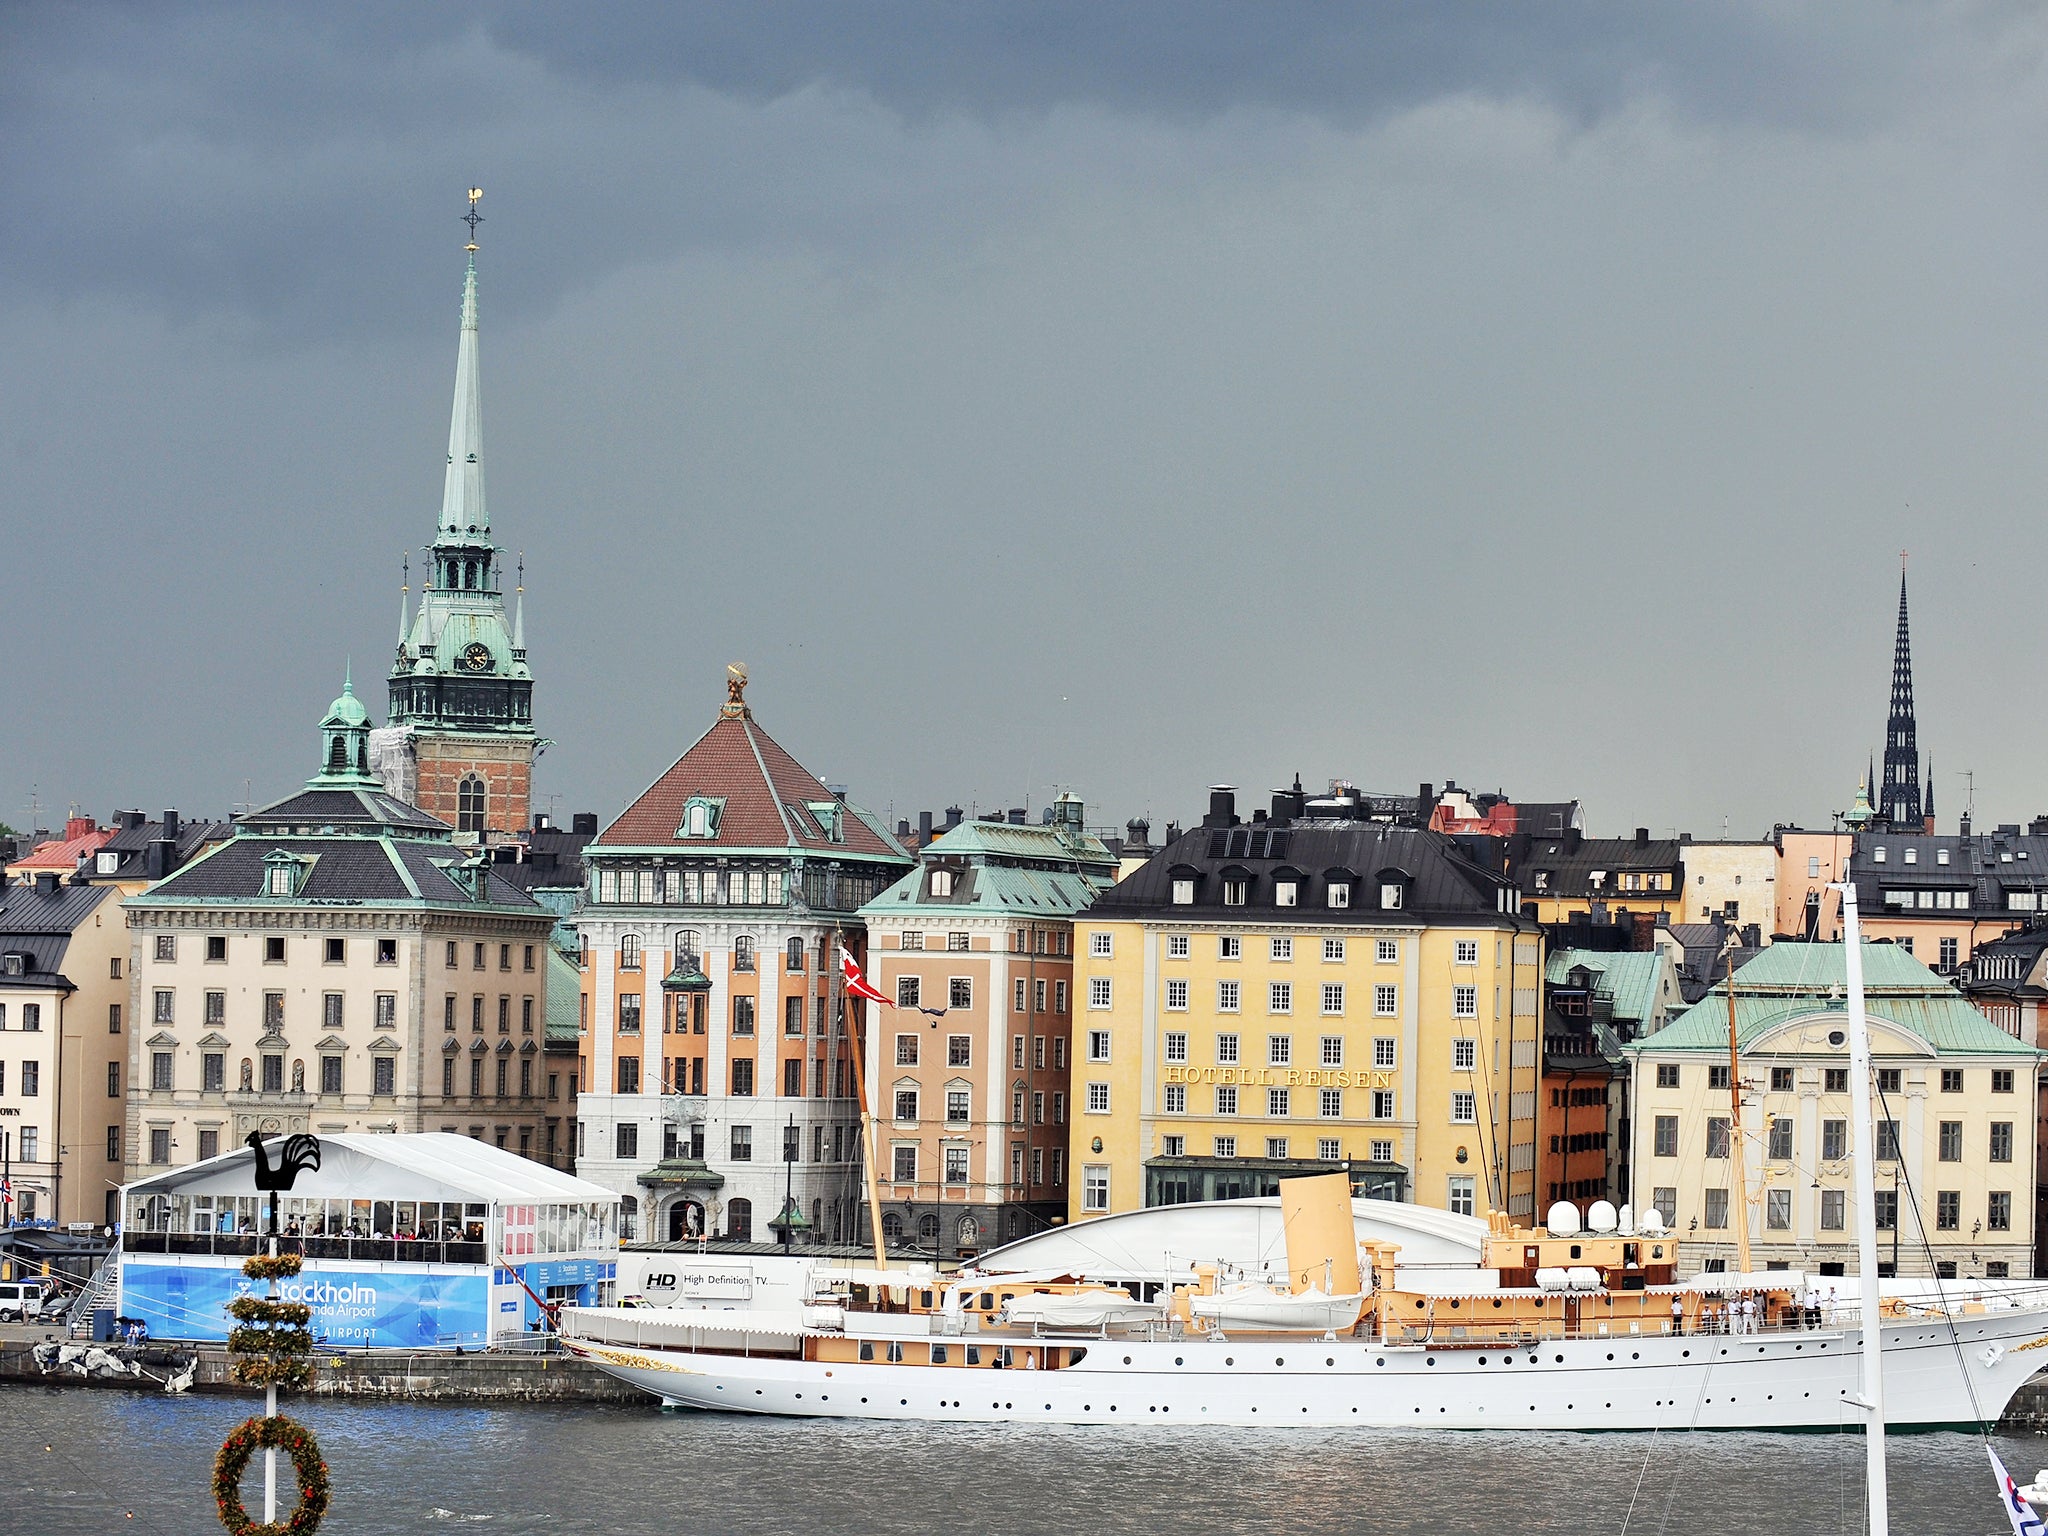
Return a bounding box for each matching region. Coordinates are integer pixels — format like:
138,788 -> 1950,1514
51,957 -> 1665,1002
1705,1117 -> 1730,1159
373,1056 -> 399,1096
1319,1087 -> 1342,1119
1216,1032 -> 1239,1065
1938,1120 -> 1962,1161
1318,1137 -> 1342,1160
1765,1189 -> 1791,1230
1268,982 -> 1292,1014
1937,1190 -> 1961,1231
619,935 -> 641,970
1940,1068 -> 1963,1093
457,774 -> 488,833
1321,983 -> 1344,1015
950,977 -> 972,1010
1082,1165 -> 1110,1212
1165,1030 -> 1190,1063
1216,1086 -> 1238,1116
1768,1117 -> 1793,1160
1086,1081 -> 1110,1114
149,1128 -> 170,1164
1380,883 -> 1402,909
154,990 -> 174,1025
1451,1091 -> 1476,1124
1217,981 -> 1240,1013
1088,977 -> 1112,1010
1268,1034 -> 1292,1067
203,1054 -> 225,1092
1164,1084 -> 1187,1114
1703,1188 -> 1728,1229
1371,1089 -> 1396,1118
1452,1038 -> 1476,1071
1820,1189 -> 1846,1230
151,1052 -> 173,1091
1991,1121 -> 2014,1163
319,1055 -> 342,1094
1013,978 -> 1027,1013
1087,1029 -> 1111,1062
897,976 -> 921,1009
1874,1190 -> 1899,1230
1992,1068 -> 2016,1094
618,994 -> 642,1034
261,1055 -> 284,1092
1219,935 -> 1241,960
1455,940 -> 1479,965
732,996 -> 755,1036
947,1089 -> 970,1124
1447,1176 -> 1475,1217
1876,1120 -> 1900,1161
1452,986 -> 1477,1018
1770,1066 -> 1794,1092
1373,985 -> 1397,1017
1653,1115 -> 1678,1156
944,1145 -> 969,1184
155,934 -> 177,962
1656,1063 -> 1680,1089
1167,935 -> 1190,958
896,1088 -> 920,1122
945,1032 -> 971,1066
1320,1035 -> 1343,1067
1213,1135 -> 1236,1158
731,1058 -> 754,1096
1823,1118 -> 1851,1160
1166,979 -> 1189,1011
1323,938 -> 1345,962
1373,1036 -> 1396,1069
1270,937 -> 1293,962
1709,1064 -> 1731,1090
1376,939 -> 1398,963
1990,1191 -> 2013,1231
1265,1136 -> 1289,1158
896,1033 -> 918,1066
1091,931 -> 1113,957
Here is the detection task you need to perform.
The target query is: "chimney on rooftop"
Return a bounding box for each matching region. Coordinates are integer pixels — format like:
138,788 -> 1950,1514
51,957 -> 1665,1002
896,818 -> 911,839
919,810 -> 934,844
945,806 -> 963,830
572,813 -> 599,836
35,871 -> 59,897
64,815 -> 95,841
162,809 -> 179,845
1204,786 -> 1238,829
2030,816 -> 2048,838
533,812 -> 552,831
1634,827 -> 1649,848
1007,807 -> 1027,826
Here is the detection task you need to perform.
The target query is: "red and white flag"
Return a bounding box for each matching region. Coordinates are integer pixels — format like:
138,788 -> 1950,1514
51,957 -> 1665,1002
840,948 -> 890,1006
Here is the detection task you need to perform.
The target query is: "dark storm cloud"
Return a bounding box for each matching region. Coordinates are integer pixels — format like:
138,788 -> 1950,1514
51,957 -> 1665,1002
2,3 -> 2030,331
7,4 -> 2048,842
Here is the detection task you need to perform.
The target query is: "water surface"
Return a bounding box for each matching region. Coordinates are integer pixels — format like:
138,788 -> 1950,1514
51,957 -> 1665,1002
0,1388 -> 2036,1534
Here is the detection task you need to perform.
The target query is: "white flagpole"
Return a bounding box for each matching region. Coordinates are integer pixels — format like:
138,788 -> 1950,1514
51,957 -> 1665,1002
1841,885 -> 1888,1536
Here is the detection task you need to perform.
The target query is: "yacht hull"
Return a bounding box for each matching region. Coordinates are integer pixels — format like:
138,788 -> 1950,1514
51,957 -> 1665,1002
563,1307 -> 2048,1431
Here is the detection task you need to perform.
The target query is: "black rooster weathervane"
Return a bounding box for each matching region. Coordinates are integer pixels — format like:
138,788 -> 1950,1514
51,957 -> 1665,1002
246,1131 -> 322,1237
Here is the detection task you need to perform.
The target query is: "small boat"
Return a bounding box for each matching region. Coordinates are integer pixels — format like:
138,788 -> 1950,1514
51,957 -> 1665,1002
1002,1288 -> 1162,1332
1187,1282 -> 1364,1333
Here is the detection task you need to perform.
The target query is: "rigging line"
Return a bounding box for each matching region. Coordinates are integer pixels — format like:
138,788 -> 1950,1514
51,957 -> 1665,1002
1873,1078 -> 1995,1440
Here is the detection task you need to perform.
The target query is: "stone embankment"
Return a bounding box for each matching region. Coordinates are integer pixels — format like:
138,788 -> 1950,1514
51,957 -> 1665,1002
0,1338 -> 646,1404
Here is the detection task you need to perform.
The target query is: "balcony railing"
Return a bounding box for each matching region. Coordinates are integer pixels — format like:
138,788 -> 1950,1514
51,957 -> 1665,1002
123,1232 -> 487,1265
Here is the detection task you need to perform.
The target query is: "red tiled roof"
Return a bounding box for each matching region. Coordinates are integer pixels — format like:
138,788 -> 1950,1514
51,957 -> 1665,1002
9,826 -> 114,871
599,712 -> 901,857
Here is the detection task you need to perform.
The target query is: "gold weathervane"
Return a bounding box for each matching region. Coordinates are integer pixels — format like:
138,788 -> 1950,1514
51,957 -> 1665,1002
722,662 -> 750,718
464,187 -> 484,251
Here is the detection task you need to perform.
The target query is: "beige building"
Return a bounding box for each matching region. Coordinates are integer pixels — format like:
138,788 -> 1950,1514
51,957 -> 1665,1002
1627,941 -> 2040,1279
1678,839 -> 1775,934
0,872 -> 130,1228
122,680 -> 559,1177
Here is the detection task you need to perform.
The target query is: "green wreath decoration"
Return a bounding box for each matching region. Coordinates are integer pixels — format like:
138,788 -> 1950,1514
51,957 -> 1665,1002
215,1250 -> 326,1532
211,1415 -> 330,1536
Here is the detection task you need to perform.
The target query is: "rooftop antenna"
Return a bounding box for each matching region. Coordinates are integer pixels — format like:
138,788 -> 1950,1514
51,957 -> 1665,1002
1963,769 -> 1976,822
463,187 -> 484,251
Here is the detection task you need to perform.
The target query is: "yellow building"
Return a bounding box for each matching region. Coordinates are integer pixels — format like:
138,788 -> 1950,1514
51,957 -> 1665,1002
1070,788 -> 1542,1225
1626,941 -> 2041,1279
1513,829 -> 1686,928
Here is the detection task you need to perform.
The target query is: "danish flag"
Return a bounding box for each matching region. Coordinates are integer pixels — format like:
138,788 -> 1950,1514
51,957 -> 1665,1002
840,948 -> 890,1006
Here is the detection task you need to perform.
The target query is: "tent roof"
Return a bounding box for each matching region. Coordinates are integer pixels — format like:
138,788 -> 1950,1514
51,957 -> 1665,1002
122,1133 -> 617,1207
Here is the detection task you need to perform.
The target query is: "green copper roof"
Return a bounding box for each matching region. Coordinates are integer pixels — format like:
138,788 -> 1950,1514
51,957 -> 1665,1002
321,666 -> 370,729
1628,940 -> 2039,1057
545,947 -> 581,1044
858,815 -> 1118,921
1546,949 -> 1672,1027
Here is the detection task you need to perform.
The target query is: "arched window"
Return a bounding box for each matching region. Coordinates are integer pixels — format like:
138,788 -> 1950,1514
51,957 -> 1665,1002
620,935 -> 641,970
673,930 -> 698,964
787,937 -> 805,971
457,774 -> 487,833
726,1197 -> 753,1241
670,1200 -> 704,1241
733,936 -> 755,973
620,1195 -> 638,1241
882,1212 -> 904,1243
327,734 -> 348,774
917,1213 -> 940,1246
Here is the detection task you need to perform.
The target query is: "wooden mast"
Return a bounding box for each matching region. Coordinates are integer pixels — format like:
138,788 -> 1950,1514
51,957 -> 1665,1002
838,930 -> 890,1272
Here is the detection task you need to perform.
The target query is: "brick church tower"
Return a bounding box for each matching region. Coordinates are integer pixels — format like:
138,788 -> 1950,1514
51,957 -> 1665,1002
372,197 -> 539,841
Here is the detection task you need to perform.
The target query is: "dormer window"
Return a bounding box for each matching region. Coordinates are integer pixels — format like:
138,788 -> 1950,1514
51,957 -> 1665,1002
1171,878 -> 1195,905
679,797 -> 725,839
807,802 -> 844,843
96,851 -> 119,875
1873,847 -> 1886,863
929,869 -> 955,899
1222,878 -> 1248,907
1274,880 -> 1298,907
262,851 -> 309,899
1327,884 -> 1350,909
1904,848 -> 1917,865
1381,883 -> 1403,910
1534,871 -> 1550,892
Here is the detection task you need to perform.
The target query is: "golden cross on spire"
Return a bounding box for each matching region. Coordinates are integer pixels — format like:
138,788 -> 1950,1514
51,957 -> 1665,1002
464,187 -> 484,251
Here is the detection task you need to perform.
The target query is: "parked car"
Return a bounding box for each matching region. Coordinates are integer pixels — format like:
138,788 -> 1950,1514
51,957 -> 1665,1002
0,1281 -> 52,1322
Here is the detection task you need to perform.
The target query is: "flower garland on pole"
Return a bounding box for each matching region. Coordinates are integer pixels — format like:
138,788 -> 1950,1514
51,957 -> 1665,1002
213,1132 -> 329,1536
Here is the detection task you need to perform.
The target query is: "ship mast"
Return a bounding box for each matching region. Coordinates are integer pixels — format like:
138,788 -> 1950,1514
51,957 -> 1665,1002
1840,884 -> 1890,1535
837,930 -> 890,1272
1722,934 -> 1751,1276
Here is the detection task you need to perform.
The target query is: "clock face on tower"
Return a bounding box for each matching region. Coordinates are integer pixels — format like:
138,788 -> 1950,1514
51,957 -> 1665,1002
459,642 -> 495,674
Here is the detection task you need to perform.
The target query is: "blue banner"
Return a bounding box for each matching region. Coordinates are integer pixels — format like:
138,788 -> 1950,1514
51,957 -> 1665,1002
121,1261 -> 490,1349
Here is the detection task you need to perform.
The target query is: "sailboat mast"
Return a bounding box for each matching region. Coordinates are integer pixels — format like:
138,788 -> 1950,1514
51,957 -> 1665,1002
1840,885 -> 1889,1536
1724,943 -> 1751,1276
837,931 -> 891,1272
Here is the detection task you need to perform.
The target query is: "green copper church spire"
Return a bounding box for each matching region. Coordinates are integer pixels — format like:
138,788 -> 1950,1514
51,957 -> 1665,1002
439,189 -> 488,550
311,665 -> 379,787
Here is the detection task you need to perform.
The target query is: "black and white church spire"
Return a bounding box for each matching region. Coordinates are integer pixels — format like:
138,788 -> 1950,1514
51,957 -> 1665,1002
1878,557 -> 1922,832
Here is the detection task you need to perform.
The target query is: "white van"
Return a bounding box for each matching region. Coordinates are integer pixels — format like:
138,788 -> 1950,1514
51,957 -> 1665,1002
0,1279 -> 53,1322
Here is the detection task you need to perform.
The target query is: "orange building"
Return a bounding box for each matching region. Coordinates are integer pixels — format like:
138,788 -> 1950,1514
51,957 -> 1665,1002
858,799 -> 1118,1257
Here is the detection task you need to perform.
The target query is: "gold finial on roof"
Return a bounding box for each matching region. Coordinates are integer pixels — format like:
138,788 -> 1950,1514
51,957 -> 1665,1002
464,187 -> 484,252
722,662 -> 750,718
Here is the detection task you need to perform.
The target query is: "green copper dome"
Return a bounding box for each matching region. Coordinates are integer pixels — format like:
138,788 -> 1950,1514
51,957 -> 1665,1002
322,669 -> 370,729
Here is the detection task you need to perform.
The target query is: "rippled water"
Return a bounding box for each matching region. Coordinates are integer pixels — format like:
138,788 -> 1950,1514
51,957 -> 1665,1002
0,1387 -> 2040,1534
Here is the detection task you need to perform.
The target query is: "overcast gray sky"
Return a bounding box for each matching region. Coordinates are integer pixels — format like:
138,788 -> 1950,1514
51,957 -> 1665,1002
6,4 -> 2048,841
